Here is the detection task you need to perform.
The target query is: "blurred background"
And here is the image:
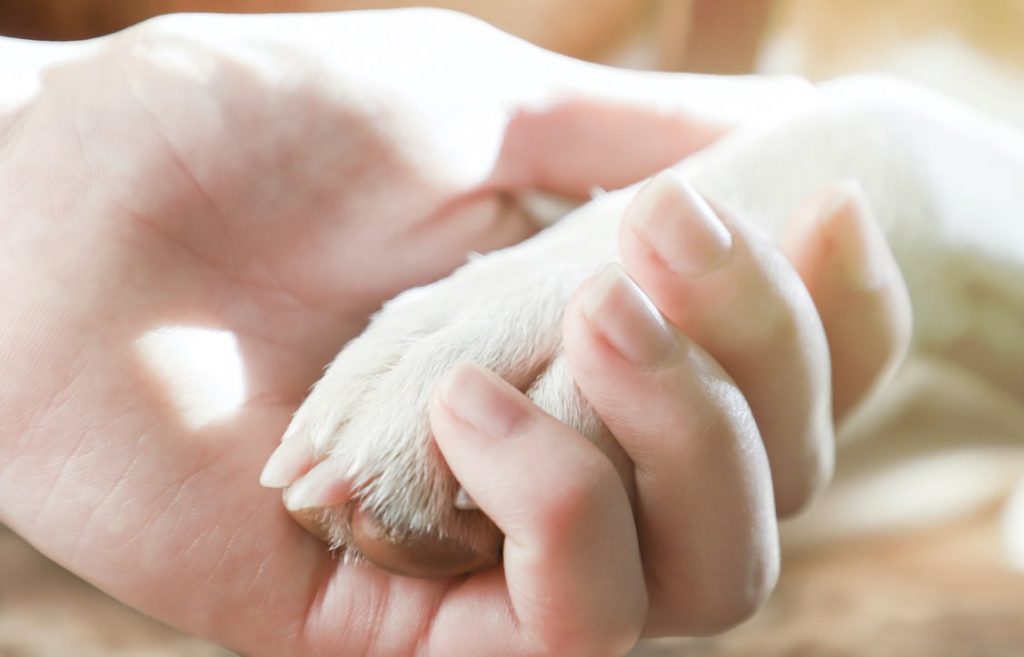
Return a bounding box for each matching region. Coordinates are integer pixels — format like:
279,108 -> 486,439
2,1 -> 1023,656
1,0 -> 771,72
2,0 -> 1020,77
3,0 -> 1023,119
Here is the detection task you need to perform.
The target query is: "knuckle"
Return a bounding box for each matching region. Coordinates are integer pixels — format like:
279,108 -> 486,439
534,447 -> 620,534
687,593 -> 766,636
773,413 -> 836,518
699,375 -> 762,453
685,558 -> 779,636
721,252 -> 812,352
756,275 -> 817,349
774,457 -> 830,518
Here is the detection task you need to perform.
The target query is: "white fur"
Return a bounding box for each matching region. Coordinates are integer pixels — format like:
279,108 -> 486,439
281,75 -> 1024,557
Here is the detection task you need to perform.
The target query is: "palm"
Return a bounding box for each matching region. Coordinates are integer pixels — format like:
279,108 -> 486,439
2,35 -> 542,657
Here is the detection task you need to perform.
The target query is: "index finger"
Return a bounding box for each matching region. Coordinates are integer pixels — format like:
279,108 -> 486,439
426,363 -> 646,657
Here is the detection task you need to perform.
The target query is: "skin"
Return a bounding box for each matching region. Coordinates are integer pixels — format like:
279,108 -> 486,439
0,9 -> 910,657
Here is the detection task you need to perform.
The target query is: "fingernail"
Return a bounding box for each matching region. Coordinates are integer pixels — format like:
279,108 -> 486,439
454,487 -> 479,510
440,363 -> 533,440
284,460 -> 353,511
260,438 -> 314,489
627,170 -> 733,277
823,180 -> 898,291
581,263 -> 676,367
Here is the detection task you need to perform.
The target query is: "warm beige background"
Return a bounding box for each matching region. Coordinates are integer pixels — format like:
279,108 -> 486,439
5,506 -> 1024,656
0,0 -> 774,73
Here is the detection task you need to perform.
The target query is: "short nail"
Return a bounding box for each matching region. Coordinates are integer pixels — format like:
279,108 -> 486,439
581,263 -> 676,367
284,460 -> 353,511
260,438 -> 314,489
440,363 -> 533,440
824,180 -> 898,291
627,169 -> 733,277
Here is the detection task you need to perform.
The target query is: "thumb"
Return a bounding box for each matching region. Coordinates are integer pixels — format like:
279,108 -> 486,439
494,96 -> 724,197
493,63 -> 819,197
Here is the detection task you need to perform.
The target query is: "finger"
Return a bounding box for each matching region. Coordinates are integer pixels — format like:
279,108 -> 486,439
492,65 -> 820,197
552,61 -> 821,134
563,264 -> 779,636
619,170 -> 834,516
494,96 -> 727,197
427,363 -> 646,657
783,180 -> 913,422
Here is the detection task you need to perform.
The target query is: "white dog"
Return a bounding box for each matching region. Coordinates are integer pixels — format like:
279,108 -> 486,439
264,74 -> 1024,578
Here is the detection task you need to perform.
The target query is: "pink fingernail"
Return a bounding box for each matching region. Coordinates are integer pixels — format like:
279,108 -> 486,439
440,363 -> 534,440
627,170 -> 733,277
581,263 -> 676,367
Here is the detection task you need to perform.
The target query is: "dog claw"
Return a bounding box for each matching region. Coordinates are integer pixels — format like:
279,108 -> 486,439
284,460 -> 353,511
260,438 -> 315,489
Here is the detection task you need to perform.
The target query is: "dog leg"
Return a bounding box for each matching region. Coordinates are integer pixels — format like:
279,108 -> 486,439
266,75 -> 1024,577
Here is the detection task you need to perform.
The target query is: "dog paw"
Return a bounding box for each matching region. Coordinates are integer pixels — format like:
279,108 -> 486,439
261,199 -> 624,577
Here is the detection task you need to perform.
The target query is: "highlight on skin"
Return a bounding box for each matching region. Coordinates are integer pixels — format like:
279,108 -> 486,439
135,326 -> 246,430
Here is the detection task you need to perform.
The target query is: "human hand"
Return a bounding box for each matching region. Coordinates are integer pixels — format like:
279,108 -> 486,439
422,171 -> 912,642
0,8 -> 826,657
